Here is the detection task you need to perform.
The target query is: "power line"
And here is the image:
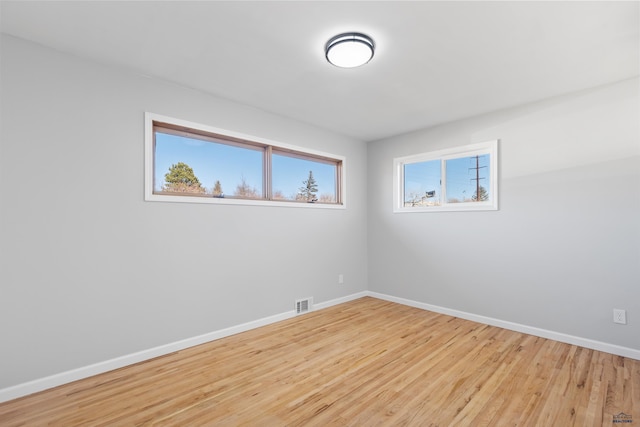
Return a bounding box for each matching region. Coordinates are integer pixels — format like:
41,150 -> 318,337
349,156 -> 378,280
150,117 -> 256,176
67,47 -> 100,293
469,156 -> 487,201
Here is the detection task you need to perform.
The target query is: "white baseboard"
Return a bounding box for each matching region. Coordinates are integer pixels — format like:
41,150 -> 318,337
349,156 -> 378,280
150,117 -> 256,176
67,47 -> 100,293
0,292 -> 366,403
2,290 -> 636,403
368,291 -> 640,361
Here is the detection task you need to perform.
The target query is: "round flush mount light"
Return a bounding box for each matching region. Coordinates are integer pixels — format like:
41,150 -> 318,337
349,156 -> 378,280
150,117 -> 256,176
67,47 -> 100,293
325,32 -> 375,68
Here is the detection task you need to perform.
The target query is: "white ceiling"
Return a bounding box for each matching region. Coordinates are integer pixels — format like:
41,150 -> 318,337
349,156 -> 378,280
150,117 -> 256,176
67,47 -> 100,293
1,1 -> 638,142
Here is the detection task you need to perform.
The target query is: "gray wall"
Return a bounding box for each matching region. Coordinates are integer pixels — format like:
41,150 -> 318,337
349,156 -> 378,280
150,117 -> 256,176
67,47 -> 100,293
0,35 -> 368,388
368,78 -> 640,350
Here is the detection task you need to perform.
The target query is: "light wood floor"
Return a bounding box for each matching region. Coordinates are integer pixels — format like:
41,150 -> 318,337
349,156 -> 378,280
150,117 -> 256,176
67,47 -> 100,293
1,297 -> 638,426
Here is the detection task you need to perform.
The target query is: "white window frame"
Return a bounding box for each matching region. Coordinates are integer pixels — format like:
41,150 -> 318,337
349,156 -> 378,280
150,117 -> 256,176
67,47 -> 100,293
393,140 -> 499,213
145,113 -> 346,209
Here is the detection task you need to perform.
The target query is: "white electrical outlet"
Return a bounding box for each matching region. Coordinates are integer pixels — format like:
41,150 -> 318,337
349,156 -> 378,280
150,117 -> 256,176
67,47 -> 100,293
338,274 -> 344,284
613,309 -> 627,325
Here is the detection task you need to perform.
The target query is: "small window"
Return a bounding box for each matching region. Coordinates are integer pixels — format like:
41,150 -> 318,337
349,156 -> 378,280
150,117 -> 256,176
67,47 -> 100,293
145,113 -> 345,208
394,140 -> 498,212
272,150 -> 340,203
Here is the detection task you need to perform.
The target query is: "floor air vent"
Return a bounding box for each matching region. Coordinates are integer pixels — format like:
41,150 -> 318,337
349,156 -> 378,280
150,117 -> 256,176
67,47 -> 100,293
295,297 -> 313,314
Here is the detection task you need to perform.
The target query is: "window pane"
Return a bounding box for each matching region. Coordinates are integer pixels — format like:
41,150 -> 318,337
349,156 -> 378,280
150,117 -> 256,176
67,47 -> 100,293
394,140 -> 498,213
445,154 -> 490,203
154,130 -> 263,198
272,153 -> 337,203
404,160 -> 441,207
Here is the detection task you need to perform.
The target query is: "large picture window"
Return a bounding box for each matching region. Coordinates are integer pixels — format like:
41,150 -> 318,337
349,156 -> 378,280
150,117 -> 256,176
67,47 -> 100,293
394,140 -> 498,212
145,113 -> 345,208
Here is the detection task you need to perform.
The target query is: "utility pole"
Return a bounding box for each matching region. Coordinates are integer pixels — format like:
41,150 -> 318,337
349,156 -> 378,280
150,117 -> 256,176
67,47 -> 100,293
469,156 -> 487,201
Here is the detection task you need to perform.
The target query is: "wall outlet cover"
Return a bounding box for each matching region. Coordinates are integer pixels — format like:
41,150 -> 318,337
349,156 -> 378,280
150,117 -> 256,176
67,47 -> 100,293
613,309 -> 627,325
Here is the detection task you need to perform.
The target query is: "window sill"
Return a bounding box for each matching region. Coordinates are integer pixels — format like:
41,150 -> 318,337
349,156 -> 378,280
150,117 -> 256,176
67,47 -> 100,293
145,193 -> 346,209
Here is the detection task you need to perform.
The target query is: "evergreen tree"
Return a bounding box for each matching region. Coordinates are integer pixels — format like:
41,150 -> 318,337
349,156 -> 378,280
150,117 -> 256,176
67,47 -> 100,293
298,170 -> 318,202
212,180 -> 223,197
163,162 -> 205,193
472,186 -> 489,202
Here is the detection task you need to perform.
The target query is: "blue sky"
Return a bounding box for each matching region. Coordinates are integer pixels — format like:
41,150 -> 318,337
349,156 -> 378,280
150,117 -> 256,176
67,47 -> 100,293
404,154 -> 490,202
154,132 -> 337,199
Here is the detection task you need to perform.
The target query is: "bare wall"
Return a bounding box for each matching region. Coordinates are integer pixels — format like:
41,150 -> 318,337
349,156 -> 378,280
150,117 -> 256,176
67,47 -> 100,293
367,78 -> 640,351
0,35 -> 368,389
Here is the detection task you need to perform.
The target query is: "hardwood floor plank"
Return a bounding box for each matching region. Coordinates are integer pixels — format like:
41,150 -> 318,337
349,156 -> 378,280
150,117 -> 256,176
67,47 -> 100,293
0,297 -> 638,426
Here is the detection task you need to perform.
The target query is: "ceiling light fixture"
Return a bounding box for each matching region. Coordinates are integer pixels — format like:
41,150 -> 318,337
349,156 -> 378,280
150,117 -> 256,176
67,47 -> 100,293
325,32 -> 375,68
